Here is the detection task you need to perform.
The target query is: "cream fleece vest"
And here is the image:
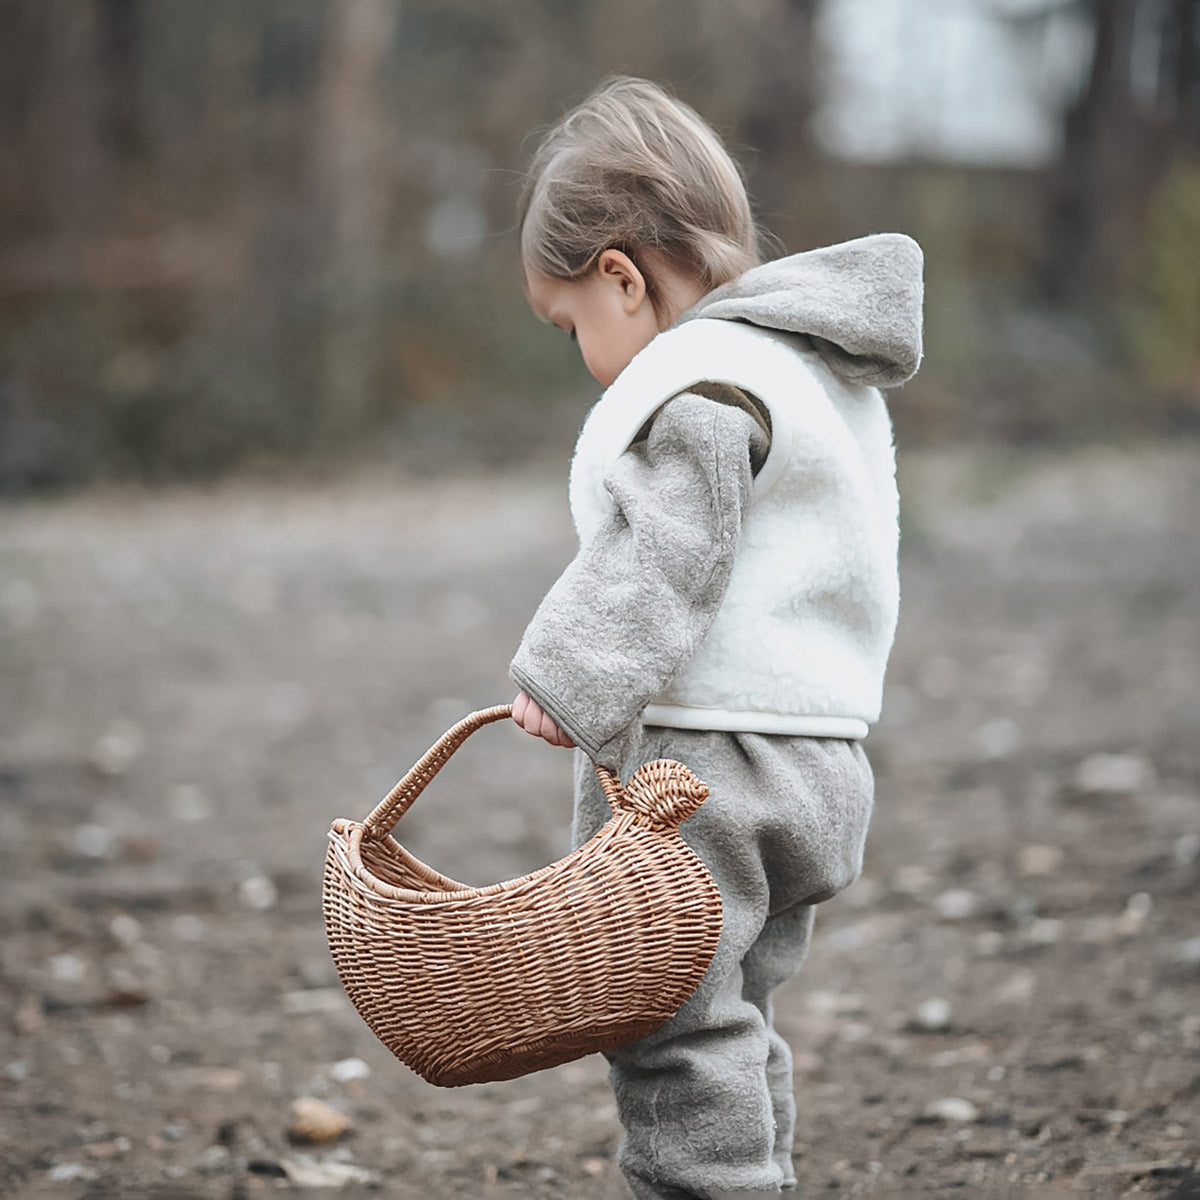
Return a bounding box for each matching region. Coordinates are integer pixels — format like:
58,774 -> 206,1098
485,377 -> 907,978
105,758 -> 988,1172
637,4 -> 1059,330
568,317 -> 899,739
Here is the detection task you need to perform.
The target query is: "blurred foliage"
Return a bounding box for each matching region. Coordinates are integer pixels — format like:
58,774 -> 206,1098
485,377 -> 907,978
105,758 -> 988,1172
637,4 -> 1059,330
0,0 -> 1197,492
1130,156 -> 1200,398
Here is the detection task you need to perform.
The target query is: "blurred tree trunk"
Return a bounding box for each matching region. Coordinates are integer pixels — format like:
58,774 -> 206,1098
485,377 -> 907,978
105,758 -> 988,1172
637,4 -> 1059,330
1041,0 -> 1198,302
1169,0 -> 1200,144
29,2 -> 116,237
96,0 -> 144,164
315,0 -> 397,437
739,0 -> 822,250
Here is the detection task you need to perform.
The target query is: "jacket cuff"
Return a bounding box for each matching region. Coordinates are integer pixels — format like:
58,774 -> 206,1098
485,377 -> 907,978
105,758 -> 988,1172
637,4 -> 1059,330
509,663 -> 604,761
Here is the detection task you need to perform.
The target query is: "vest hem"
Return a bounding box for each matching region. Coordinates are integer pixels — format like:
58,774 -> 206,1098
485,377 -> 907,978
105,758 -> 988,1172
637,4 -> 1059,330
641,704 -> 870,740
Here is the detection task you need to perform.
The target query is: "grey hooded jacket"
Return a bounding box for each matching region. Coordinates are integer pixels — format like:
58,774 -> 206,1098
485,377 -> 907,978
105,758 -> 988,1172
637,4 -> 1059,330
509,233 -> 924,768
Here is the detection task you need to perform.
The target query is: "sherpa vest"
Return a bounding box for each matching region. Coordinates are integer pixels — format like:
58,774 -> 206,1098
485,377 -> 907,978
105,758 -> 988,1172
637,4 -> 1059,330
568,317 -> 899,739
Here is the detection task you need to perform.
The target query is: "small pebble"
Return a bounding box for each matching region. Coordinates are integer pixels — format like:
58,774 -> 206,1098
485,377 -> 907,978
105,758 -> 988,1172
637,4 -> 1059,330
85,1137 -> 131,1159
1026,918 -> 1064,945
1169,936 -> 1200,965
975,717 -> 1020,759
329,1057 -> 370,1084
926,1096 -> 979,1123
1071,752 -> 1153,795
109,915 -> 142,945
914,997 -> 952,1031
104,973 -> 150,1009
1016,845 -> 1063,877
247,1158 -> 289,1178
1115,892 -> 1152,936
287,1097 -> 352,1145
198,1145 -> 230,1169
48,954 -> 87,984
279,1156 -> 377,1188
993,971 -> 1035,1005
933,889 -> 979,921
3,1060 -> 29,1083
177,1067 -> 243,1092
238,875 -> 278,911
172,915 -> 206,942
72,823 -> 117,861
118,833 -> 159,864
48,1163 -> 96,1182
88,720 -> 145,777
1174,832 -> 1200,866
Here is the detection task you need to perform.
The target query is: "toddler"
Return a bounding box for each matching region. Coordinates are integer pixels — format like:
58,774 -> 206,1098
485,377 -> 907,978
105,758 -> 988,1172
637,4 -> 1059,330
509,77 -> 923,1200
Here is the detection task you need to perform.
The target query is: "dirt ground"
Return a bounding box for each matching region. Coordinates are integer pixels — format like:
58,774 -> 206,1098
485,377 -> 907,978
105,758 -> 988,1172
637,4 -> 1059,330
1,443 -> 1198,1199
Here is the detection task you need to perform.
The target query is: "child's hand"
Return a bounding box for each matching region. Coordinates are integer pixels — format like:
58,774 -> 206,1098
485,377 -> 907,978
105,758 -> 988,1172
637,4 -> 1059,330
512,691 -> 576,748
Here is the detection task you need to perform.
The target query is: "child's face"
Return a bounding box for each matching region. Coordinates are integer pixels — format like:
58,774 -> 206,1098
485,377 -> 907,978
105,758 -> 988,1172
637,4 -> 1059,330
525,250 -> 663,388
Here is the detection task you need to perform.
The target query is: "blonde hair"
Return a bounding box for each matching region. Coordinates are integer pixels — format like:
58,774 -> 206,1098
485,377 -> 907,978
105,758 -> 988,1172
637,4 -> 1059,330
520,77 -> 759,311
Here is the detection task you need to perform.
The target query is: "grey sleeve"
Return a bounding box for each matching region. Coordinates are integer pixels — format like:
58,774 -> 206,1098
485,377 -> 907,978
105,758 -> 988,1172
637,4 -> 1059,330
509,391 -> 768,769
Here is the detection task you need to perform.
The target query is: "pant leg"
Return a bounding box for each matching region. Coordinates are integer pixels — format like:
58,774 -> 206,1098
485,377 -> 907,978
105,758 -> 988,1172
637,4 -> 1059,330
610,903 -> 814,1200
576,743 -> 782,1198
573,732 -> 873,1200
740,904 -> 816,1190
606,950 -> 783,1199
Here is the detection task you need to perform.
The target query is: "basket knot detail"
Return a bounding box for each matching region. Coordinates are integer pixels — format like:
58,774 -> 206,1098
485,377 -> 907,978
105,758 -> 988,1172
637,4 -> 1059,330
621,760 -> 709,827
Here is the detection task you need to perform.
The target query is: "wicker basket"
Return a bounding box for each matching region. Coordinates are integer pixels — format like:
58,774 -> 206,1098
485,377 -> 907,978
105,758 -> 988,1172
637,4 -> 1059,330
322,704 -> 723,1087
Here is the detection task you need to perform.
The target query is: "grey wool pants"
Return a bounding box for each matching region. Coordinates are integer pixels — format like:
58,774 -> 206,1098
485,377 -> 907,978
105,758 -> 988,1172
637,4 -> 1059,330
572,728 -> 875,1200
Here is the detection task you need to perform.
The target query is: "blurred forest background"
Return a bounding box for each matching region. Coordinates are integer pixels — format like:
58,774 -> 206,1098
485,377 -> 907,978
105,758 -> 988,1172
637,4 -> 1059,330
1,0 -> 1199,492
3,6 -> 1200,1194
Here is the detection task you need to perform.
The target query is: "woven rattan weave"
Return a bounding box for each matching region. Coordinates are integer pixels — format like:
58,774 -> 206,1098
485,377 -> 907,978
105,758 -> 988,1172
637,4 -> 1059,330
322,704 -> 723,1087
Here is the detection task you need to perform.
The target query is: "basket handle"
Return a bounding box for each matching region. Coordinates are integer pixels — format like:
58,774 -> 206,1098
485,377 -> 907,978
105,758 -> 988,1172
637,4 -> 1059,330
364,705 -> 515,837
361,704 -> 696,839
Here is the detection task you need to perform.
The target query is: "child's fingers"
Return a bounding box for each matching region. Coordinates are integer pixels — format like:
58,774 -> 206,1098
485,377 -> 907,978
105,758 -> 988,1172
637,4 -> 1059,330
546,717 -> 576,749
515,693 -> 548,739
514,692 -> 540,735
538,709 -> 560,744
512,691 -> 574,748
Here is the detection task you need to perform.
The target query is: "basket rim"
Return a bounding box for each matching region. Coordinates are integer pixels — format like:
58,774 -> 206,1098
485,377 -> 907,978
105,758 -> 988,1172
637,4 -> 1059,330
328,812 -> 645,906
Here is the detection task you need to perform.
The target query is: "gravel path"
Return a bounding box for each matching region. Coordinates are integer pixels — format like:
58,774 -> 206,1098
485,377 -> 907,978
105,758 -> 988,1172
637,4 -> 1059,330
1,445 -> 1198,1198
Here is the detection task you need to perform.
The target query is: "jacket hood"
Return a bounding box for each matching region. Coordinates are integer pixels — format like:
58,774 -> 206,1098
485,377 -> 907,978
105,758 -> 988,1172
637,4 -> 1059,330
680,232 -> 924,388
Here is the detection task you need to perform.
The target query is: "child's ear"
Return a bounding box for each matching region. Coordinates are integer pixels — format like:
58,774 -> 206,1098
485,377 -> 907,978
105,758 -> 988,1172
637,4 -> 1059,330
596,249 -> 649,314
